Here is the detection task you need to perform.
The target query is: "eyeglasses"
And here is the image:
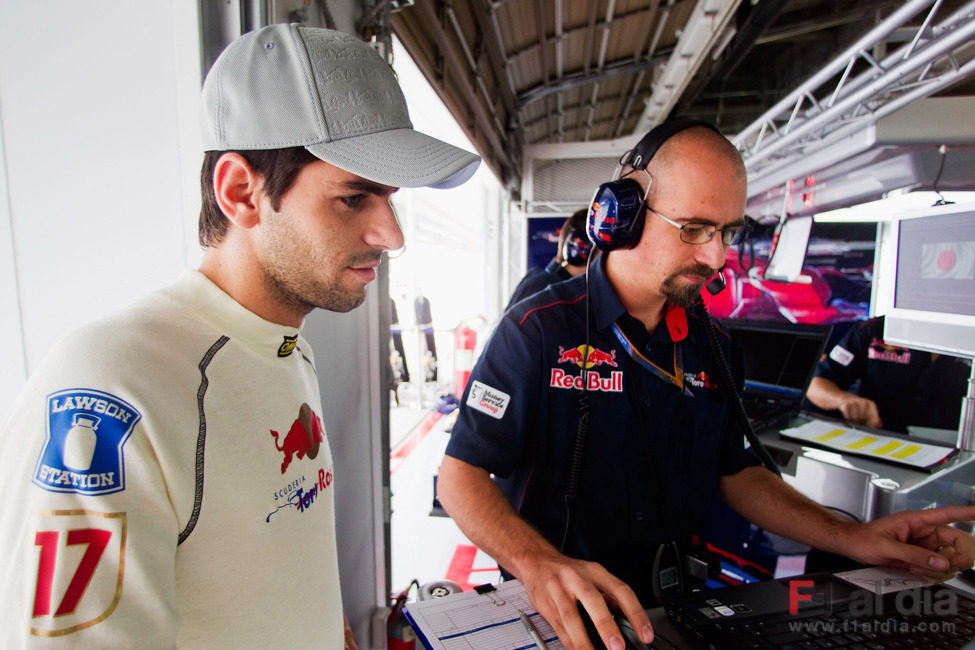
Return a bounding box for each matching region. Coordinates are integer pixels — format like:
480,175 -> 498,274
647,206 -> 748,246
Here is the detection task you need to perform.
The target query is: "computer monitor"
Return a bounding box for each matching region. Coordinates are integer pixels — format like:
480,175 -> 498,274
875,201 -> 975,358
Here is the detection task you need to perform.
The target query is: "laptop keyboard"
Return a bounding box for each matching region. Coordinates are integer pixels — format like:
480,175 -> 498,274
743,399 -> 791,431
698,594 -> 975,648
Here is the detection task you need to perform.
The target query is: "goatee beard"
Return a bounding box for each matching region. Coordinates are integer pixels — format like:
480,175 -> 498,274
662,263 -> 716,307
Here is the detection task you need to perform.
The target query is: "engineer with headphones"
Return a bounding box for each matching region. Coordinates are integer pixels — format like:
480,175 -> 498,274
437,118 -> 975,649
505,208 -> 597,311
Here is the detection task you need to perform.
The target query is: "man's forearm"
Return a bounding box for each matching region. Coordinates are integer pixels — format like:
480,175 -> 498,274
436,455 -> 564,577
805,376 -> 849,412
718,465 -> 858,556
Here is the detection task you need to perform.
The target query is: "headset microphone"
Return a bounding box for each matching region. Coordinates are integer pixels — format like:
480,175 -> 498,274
705,267 -> 727,295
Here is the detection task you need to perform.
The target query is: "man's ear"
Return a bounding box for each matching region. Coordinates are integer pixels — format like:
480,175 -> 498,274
213,152 -> 263,229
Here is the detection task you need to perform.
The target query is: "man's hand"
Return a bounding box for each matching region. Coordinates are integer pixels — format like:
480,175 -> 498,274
436,456 -> 653,650
836,394 -> 883,429
344,614 -> 358,650
840,506 -> 975,579
806,377 -> 883,428
721,468 -> 975,583
518,554 -> 653,650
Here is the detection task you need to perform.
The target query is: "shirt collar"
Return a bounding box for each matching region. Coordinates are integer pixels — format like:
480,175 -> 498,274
544,258 -> 572,279
586,253 -> 627,330
587,253 -> 695,344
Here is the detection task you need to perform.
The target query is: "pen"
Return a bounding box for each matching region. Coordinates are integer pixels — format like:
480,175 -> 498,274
519,611 -> 548,649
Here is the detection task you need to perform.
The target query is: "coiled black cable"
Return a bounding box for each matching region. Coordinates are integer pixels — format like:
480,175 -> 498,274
696,299 -> 782,477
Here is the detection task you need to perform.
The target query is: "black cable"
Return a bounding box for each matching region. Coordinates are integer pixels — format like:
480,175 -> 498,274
737,216 -> 757,272
560,251 -> 596,552
695,300 -> 782,477
932,145 -> 954,206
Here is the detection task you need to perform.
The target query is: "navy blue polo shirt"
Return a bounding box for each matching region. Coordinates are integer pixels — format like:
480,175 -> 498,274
505,259 -> 572,312
815,316 -> 971,433
446,254 -> 760,603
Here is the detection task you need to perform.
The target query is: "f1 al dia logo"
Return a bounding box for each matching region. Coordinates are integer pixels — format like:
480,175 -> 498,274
34,389 -> 141,495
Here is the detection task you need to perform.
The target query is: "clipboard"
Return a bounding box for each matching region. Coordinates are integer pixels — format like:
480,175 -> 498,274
403,579 -> 564,649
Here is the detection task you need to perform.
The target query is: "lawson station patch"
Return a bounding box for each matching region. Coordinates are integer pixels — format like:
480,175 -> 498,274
33,389 -> 141,495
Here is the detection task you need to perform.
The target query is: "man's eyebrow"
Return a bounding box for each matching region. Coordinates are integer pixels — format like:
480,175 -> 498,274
341,179 -> 398,196
685,216 -> 746,227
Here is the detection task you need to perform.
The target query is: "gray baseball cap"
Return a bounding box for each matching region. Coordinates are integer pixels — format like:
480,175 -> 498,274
201,24 -> 480,189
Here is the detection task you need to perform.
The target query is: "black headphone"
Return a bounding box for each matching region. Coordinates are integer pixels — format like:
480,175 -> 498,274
587,117 -> 722,252
562,228 -> 593,267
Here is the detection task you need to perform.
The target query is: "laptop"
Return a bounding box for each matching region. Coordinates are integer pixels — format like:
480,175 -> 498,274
662,570 -> 975,649
720,319 -> 831,432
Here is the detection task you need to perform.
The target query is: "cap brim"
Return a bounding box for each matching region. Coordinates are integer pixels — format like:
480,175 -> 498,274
306,128 -> 481,189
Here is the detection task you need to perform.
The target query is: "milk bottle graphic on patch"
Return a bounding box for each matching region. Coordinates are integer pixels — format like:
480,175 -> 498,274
63,414 -> 99,471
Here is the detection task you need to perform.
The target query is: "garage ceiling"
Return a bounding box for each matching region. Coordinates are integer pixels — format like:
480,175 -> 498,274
390,0 -> 975,198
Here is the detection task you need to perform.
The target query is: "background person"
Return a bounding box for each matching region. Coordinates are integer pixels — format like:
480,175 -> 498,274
436,119 -> 975,650
806,314 -> 971,433
505,208 -> 597,310
0,25 -> 478,648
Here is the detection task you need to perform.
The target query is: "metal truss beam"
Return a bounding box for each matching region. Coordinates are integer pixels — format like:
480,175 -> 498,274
735,0 -> 975,190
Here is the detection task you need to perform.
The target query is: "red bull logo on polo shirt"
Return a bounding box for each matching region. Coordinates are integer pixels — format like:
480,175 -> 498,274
557,344 -> 618,368
551,344 -> 623,393
270,403 -> 324,474
867,339 -> 912,364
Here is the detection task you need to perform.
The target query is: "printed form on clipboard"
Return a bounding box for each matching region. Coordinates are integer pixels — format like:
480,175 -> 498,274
779,419 -> 956,470
404,579 -> 564,649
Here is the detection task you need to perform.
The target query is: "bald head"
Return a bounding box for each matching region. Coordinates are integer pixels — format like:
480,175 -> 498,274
644,125 -> 746,205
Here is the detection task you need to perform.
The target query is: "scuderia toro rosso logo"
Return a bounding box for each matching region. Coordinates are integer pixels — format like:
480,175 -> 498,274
551,344 -> 623,392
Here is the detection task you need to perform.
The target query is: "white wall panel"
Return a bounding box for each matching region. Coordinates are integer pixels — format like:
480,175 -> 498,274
0,0 -> 202,418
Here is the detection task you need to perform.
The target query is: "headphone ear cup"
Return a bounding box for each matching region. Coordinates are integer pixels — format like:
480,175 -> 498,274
562,229 -> 593,267
587,177 -> 646,251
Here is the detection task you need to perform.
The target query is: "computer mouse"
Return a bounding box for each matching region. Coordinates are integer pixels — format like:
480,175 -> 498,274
578,603 -> 651,650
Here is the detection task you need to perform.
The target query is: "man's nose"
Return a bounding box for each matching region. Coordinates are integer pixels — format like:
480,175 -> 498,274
365,201 -> 405,252
695,233 -> 727,270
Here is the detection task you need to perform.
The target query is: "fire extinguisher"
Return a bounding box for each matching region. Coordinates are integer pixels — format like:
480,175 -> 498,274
453,323 -> 478,397
387,580 -> 419,650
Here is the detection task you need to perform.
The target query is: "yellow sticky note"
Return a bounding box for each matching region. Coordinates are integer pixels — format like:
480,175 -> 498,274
871,441 -> 902,456
815,429 -> 846,443
846,436 -> 878,450
892,445 -> 922,459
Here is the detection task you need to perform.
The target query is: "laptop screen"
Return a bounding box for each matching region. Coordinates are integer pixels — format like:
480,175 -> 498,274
721,319 -> 831,400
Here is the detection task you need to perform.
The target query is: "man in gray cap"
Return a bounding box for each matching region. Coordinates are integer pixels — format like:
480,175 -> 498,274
0,24 -> 478,649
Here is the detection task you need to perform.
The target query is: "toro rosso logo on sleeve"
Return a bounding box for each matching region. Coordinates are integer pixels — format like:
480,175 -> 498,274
34,389 -> 141,495
551,344 -> 623,392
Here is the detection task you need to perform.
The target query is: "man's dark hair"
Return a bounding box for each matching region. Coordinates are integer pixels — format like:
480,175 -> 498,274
198,147 -> 319,247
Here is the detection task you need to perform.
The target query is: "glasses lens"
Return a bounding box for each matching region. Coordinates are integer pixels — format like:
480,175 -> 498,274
681,224 -> 713,244
722,227 -> 745,246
